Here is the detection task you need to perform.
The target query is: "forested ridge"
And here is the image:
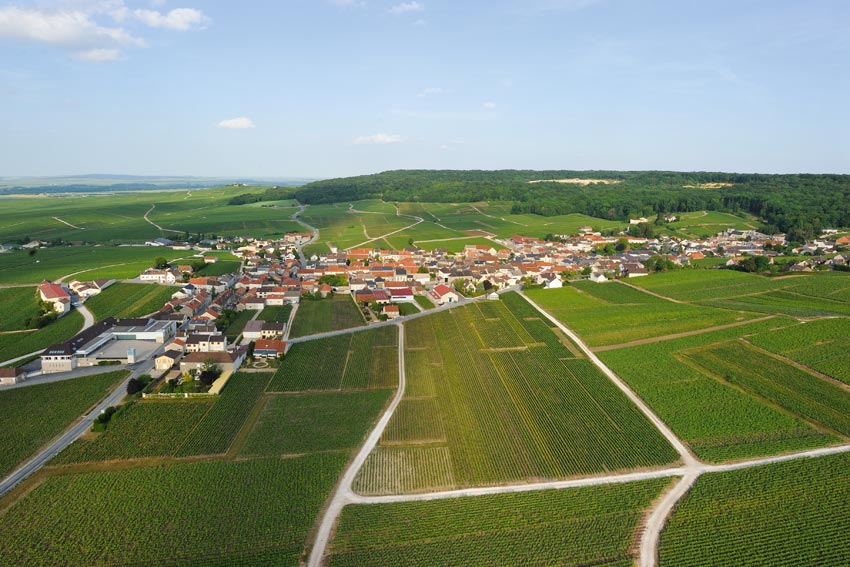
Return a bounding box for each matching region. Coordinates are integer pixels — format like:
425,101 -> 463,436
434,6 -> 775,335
231,170 -> 850,241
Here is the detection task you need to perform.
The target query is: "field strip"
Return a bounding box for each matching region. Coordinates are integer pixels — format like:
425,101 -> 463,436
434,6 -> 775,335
414,235 -> 493,244
307,323 -> 406,567
593,316 -> 775,352
344,218 -> 424,251
51,217 -> 83,229
619,281 -> 685,304
518,290 -> 698,466
469,204 -> 527,226
143,204 -> 184,234
55,263 -> 131,283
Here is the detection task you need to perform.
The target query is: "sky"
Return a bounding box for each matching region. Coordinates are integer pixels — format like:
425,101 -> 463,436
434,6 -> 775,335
0,0 -> 848,178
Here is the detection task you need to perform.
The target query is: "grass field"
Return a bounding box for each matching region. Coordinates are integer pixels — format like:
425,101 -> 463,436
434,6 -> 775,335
268,326 -> 398,392
354,294 -> 678,494
84,282 -> 175,320
598,318 -> 840,462
0,310 -> 83,363
0,186 -> 301,245
288,295 -> 365,338
240,390 -> 393,456
526,284 -> 757,348
329,478 -> 671,567
747,318 -> 850,384
0,245 -> 188,284
0,286 -> 38,332
414,294 -> 435,309
0,370 -> 127,477
659,451 -> 850,566
0,454 -> 347,567
55,399 -> 214,464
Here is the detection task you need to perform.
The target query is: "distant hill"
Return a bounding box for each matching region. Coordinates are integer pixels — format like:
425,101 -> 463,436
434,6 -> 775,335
258,169 -> 850,242
0,175 -> 316,195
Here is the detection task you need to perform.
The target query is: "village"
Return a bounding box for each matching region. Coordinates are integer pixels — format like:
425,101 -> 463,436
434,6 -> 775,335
2,221 -> 847,390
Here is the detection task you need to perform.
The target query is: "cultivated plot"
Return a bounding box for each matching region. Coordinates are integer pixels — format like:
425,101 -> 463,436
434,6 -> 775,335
355,294 -> 678,494
288,295 -> 365,338
85,282 -> 175,320
659,451 -> 850,566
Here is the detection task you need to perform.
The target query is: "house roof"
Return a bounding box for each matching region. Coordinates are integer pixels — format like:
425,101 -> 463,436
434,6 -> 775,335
39,281 -> 70,300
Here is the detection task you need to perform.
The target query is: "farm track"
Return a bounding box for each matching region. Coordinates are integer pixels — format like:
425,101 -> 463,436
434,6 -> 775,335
291,202 -> 319,263
593,316 -> 775,352
619,281 -> 686,304
143,204 -> 184,234
51,217 -> 83,230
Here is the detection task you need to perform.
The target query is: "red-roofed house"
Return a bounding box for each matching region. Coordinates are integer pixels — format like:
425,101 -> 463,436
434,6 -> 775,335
38,281 -> 71,314
254,339 -> 287,359
429,284 -> 459,305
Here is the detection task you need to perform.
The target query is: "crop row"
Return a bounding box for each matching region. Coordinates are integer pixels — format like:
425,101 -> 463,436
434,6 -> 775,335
368,299 -> 678,493
56,399 -> 213,463
596,317 -> 837,463
659,451 -> 850,566
685,341 -> 850,437
333,478 -> 671,566
176,372 -> 271,456
239,389 -> 392,457
0,454 -> 347,567
289,295 -> 365,338
267,326 -> 398,392
85,282 -> 176,321
0,370 -> 127,477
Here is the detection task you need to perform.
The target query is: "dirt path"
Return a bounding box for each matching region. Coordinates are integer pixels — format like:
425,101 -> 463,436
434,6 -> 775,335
307,323 -> 406,567
470,204 -> 526,226
619,281 -> 685,304
594,316 -> 775,352
143,205 -> 183,234
55,263 -> 130,283
52,217 -> 83,230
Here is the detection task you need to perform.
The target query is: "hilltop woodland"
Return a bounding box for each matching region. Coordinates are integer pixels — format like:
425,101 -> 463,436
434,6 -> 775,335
231,170 -> 850,243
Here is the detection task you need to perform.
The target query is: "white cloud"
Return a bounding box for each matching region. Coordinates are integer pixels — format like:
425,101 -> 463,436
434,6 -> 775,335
217,117 -> 256,129
389,2 -> 424,14
74,47 -> 121,61
417,87 -> 449,97
134,8 -> 209,31
0,2 -> 208,62
0,6 -> 144,47
482,101 -> 497,110
353,133 -> 403,145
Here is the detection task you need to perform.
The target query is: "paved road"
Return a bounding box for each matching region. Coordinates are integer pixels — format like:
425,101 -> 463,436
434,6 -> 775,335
0,364 -> 131,390
307,323 -> 407,567
291,202 -> 319,263
0,358 -> 160,498
78,303 -> 95,330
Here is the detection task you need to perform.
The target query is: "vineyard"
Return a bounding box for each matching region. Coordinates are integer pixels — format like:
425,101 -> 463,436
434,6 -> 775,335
0,286 -> 38,332
222,309 -> 256,340
748,318 -> 850,384
699,289 -> 850,318
257,305 -> 293,323
525,286 -> 756,348
0,454 -> 347,567
84,282 -> 175,320
355,297 -> 678,494
54,399 -> 214,463
267,326 -> 398,392
570,280 -> 670,304
288,295 -> 365,338
597,317 -> 839,462
176,372 -> 271,456
685,341 -> 850,438
659,451 -> 850,566
0,370 -> 127,477
240,390 -> 392,456
628,269 -> 795,301
330,478 -> 671,566
0,309 -> 83,363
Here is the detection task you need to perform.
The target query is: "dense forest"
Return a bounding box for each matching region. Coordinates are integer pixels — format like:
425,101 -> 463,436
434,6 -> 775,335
230,170 -> 850,242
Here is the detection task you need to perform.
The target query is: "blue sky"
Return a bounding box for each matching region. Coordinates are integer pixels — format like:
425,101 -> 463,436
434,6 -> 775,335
1,0 -> 848,177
